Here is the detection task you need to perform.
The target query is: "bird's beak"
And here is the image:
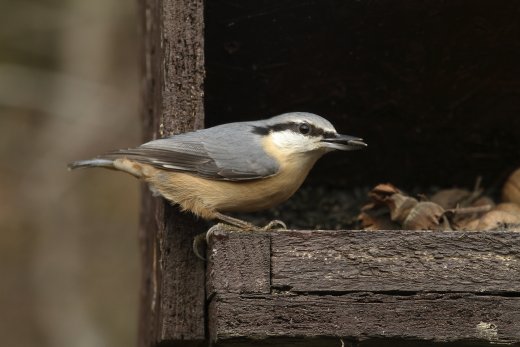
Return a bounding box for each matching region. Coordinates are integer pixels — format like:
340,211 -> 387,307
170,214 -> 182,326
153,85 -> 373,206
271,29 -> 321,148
320,134 -> 367,151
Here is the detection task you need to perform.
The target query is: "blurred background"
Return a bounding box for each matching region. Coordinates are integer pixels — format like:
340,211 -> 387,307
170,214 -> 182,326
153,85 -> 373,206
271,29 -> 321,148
3,0 -> 520,346
1,0 -> 140,346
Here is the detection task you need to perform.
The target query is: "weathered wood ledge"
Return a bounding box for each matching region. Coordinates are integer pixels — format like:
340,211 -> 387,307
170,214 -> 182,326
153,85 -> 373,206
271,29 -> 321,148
206,228 -> 520,346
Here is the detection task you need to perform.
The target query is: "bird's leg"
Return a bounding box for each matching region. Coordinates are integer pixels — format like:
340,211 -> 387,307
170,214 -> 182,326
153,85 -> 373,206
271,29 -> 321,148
193,222 -> 244,261
215,212 -> 287,230
214,212 -> 258,230
193,213 -> 287,261
192,232 -> 207,260
193,213 -> 255,261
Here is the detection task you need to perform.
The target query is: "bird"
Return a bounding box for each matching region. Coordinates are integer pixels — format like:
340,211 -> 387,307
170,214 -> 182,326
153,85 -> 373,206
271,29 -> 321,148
69,112 -> 366,230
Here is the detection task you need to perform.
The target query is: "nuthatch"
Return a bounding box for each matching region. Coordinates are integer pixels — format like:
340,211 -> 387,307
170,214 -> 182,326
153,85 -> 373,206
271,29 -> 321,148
69,112 -> 366,229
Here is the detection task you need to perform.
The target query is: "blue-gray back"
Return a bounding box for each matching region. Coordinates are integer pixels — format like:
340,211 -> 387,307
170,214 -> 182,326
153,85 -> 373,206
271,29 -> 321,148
103,120 -> 280,181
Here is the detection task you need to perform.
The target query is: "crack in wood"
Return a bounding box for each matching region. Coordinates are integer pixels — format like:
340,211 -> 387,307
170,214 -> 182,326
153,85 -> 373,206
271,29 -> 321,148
207,228 -> 520,345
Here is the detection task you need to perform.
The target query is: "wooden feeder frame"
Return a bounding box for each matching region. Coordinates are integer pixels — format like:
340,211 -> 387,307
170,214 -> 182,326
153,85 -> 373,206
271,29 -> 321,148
137,1 -> 520,346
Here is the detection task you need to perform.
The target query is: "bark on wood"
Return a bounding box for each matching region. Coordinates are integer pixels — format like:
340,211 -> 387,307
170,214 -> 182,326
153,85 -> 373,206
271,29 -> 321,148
138,0 -> 205,345
271,230 -> 520,293
207,231 -> 271,298
207,228 -> 520,346
210,293 -> 520,345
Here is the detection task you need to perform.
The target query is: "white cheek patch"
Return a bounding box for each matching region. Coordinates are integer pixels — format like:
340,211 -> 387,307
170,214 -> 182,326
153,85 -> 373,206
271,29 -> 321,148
270,131 -> 318,153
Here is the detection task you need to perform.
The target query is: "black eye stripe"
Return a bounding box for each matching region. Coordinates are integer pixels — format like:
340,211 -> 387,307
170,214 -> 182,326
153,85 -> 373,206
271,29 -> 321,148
271,123 -> 298,132
251,122 -> 330,137
251,126 -> 270,135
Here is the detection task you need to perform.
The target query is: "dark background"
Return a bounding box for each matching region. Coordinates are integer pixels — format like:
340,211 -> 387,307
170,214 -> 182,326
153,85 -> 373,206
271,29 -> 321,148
206,0 -> 520,190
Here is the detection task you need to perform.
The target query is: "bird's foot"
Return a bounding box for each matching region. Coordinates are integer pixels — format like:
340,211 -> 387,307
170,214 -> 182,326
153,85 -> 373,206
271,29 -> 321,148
205,222 -> 239,243
262,219 -> 287,230
192,232 -> 207,261
194,223 -> 242,260
192,219 -> 287,260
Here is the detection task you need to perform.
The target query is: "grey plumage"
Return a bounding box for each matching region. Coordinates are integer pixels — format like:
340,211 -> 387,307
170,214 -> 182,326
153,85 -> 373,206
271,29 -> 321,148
68,158 -> 115,170
263,112 -> 336,132
69,118 -> 285,180
68,112 -> 366,230
138,121 -> 281,180
68,112 -> 353,180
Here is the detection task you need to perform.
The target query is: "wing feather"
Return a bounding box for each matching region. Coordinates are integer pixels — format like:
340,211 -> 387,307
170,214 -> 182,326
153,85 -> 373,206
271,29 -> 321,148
99,124 -> 280,181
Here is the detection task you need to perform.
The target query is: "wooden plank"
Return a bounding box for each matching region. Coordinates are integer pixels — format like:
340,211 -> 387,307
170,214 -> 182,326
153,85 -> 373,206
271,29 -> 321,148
271,230 -> 520,293
207,228 -> 271,298
137,188 -> 161,347
209,292 -> 520,345
158,210 -> 207,344
137,0 -> 163,344
138,0 -> 206,345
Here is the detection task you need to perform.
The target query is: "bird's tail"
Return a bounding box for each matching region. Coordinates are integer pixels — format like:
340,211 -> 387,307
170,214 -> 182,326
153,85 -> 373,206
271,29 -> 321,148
67,158 -> 115,171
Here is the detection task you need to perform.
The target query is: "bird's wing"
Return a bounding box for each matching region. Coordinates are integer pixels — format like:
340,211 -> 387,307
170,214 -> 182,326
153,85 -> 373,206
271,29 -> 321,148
100,124 -> 280,181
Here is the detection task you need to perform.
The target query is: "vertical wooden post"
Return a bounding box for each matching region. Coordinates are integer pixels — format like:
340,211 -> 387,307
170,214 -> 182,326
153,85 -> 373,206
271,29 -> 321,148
138,0 -> 206,346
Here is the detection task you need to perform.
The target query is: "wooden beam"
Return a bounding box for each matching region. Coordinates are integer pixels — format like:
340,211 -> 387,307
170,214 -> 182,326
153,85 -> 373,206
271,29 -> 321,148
207,228 -> 520,345
210,292 -> 520,345
138,0 -> 206,346
271,230 -> 520,293
207,231 -> 271,297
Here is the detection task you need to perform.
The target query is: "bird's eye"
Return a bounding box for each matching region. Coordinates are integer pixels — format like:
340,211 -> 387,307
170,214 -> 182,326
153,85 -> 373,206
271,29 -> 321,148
299,123 -> 310,135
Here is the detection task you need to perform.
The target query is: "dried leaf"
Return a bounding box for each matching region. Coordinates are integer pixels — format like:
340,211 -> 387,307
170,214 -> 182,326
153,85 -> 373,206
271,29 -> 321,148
358,209 -> 400,230
372,183 -> 401,195
472,196 -> 495,208
464,210 -> 520,231
368,183 -> 402,204
387,194 -> 418,224
403,202 -> 446,230
494,202 -> 520,215
502,168 -> 520,205
461,218 -> 480,230
447,204 -> 493,230
430,188 -> 473,209
359,184 -> 409,230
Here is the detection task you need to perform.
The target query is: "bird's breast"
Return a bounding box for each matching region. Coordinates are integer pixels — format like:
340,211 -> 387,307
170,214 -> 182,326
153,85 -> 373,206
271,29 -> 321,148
204,153 -> 321,212
148,153 -> 320,215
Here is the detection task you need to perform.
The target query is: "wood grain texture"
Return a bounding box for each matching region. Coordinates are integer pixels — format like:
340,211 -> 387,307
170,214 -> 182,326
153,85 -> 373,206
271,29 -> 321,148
138,0 -> 162,345
207,229 -> 271,298
209,292 -> 520,345
207,228 -> 520,345
271,230 -> 520,293
161,0 -> 205,135
138,0 -> 206,345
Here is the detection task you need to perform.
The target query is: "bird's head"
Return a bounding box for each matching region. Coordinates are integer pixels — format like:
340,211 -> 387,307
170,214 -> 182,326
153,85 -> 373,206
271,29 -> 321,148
251,112 -> 367,158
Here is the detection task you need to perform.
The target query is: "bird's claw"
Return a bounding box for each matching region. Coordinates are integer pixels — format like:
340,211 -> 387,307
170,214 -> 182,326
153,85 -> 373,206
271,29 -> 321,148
192,232 -> 207,261
193,223 -> 233,261
193,220 -> 287,261
192,234 -> 206,261
262,219 -> 287,230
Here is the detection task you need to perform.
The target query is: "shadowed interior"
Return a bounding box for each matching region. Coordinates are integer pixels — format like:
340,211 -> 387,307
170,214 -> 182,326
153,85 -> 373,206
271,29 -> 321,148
205,0 -> 520,189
